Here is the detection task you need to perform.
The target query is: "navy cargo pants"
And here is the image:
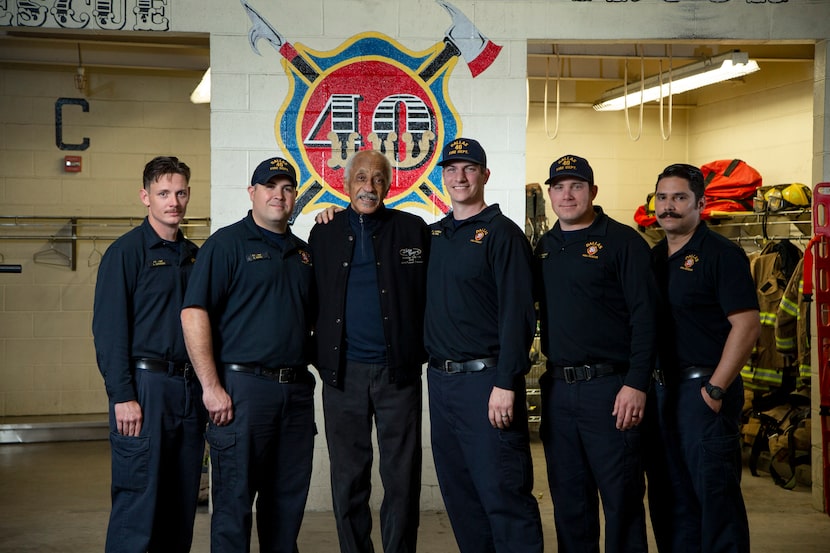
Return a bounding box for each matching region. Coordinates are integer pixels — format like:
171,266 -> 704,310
106,367 -> 206,553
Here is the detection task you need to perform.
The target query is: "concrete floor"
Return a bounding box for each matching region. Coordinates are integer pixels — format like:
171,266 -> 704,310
1,439 -> 829,552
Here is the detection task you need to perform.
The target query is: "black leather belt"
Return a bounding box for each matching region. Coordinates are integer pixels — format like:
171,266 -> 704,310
550,363 -> 624,384
428,357 -> 497,374
223,363 -> 302,383
680,366 -> 715,380
134,358 -> 191,376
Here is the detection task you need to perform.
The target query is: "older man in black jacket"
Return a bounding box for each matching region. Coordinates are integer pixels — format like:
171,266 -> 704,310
309,149 -> 430,553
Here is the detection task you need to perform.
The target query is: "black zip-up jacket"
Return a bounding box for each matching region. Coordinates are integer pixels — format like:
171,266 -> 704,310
309,205 -> 430,387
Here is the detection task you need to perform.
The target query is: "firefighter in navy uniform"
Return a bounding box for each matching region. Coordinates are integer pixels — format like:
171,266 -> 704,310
646,163 -> 760,553
93,156 -> 206,553
424,138 -> 543,553
533,154 -> 657,553
181,157 -> 316,553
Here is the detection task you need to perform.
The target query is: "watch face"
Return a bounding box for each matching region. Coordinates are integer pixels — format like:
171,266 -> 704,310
706,382 -> 725,400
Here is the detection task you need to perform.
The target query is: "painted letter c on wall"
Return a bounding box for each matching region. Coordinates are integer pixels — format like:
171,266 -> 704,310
55,98 -> 90,151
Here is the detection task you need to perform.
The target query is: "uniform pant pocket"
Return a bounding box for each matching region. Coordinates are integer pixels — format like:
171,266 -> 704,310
700,428 -> 742,496
110,432 -> 149,492
206,425 -> 237,493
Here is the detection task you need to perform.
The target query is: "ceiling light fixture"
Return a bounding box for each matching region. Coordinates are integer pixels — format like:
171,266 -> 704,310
190,67 -> 211,104
593,50 -> 760,112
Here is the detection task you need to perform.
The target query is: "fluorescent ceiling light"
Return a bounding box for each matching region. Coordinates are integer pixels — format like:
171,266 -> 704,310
593,51 -> 760,112
190,67 -> 211,104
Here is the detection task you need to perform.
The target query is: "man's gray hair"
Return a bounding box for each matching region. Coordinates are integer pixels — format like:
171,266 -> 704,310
344,150 -> 392,189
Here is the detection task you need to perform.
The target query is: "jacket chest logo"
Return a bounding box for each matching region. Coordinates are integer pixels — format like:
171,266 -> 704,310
471,228 -> 489,244
298,249 -> 312,265
151,259 -> 170,267
582,241 -> 602,259
399,247 -> 424,265
681,254 -> 699,272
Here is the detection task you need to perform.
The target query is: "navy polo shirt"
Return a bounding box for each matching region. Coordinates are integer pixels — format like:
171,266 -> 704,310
424,204 -> 536,390
652,222 -> 759,370
533,206 -> 658,392
93,217 -> 198,404
182,211 -> 315,369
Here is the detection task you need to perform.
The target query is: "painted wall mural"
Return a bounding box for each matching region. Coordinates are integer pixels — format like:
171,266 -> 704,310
243,0 -> 503,218
0,0 -> 169,30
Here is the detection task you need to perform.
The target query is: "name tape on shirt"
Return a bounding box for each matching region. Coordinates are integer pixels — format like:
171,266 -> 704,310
246,252 -> 272,262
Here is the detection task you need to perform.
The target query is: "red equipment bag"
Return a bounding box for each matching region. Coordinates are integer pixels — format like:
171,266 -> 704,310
701,159 -> 763,200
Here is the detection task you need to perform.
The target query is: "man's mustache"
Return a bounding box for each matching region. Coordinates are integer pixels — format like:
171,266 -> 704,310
658,212 -> 682,219
357,192 -> 379,202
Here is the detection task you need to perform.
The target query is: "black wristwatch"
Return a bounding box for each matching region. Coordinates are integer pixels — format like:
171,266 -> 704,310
705,381 -> 725,400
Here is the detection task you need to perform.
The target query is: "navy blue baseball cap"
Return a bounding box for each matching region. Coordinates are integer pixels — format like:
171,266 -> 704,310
438,138 -> 487,168
545,154 -> 594,185
250,157 -> 297,186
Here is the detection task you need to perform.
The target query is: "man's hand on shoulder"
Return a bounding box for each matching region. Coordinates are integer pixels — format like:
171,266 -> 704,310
315,206 -> 344,224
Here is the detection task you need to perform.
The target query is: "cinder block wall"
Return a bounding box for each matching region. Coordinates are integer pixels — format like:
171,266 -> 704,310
0,64 -> 210,417
688,61 -> 814,183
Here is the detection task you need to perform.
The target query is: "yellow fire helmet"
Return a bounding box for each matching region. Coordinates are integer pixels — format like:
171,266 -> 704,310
780,182 -> 811,207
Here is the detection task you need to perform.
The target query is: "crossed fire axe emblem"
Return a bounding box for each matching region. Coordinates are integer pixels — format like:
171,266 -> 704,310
240,0 -> 502,214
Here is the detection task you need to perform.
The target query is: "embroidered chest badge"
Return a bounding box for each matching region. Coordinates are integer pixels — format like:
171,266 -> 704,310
151,259 -> 170,267
298,249 -> 312,265
582,241 -> 602,259
471,228 -> 489,244
681,254 -> 699,272
399,247 -> 424,265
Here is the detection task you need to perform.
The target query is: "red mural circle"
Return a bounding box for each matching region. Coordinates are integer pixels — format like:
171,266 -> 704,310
298,60 -> 438,200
